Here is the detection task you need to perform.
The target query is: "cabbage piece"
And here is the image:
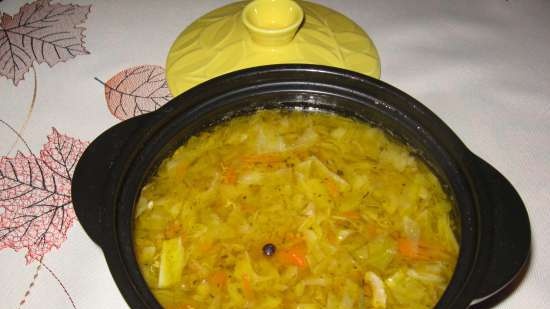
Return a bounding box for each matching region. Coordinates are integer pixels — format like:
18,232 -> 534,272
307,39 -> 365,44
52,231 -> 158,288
193,280 -> 211,302
364,237 -> 397,272
295,126 -> 319,147
406,269 -> 445,284
299,178 -> 332,213
437,215 -> 459,254
138,246 -> 156,265
402,216 -> 421,241
158,237 -> 185,288
336,229 -> 354,242
352,244 -> 369,261
379,144 -> 415,172
234,253 -> 262,282
296,304 -> 321,309
134,196 -> 152,218
255,125 -> 287,152
257,297 -> 282,308
226,282 -> 246,307
238,170 -> 265,185
326,293 -> 338,308
385,269 -> 430,306
295,159 -> 313,178
309,156 -> 349,191
330,127 -> 347,139
339,279 -> 361,309
294,279 -> 306,296
302,277 -> 329,286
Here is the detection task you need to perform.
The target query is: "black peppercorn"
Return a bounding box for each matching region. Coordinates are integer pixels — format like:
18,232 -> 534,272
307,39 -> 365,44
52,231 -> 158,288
262,243 -> 276,256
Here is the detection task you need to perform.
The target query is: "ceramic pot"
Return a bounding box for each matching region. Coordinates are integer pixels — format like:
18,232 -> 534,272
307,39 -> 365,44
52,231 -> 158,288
72,65 -> 530,309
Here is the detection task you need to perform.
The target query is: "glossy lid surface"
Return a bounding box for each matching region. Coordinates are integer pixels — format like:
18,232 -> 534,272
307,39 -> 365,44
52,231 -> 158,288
166,0 -> 381,96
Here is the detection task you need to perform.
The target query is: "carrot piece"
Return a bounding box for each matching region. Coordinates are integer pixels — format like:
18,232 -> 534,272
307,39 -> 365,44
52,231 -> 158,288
208,270 -> 228,288
340,210 -> 361,220
419,243 -> 450,260
294,150 -> 309,160
174,163 -> 187,177
363,283 -> 373,297
164,221 -> 182,238
239,203 -> 256,214
326,229 -> 338,245
325,178 -> 340,198
398,238 -> 419,258
241,153 -> 283,165
277,242 -> 308,268
198,241 -> 213,253
242,274 -> 254,299
366,224 -> 379,238
221,164 -> 237,184
397,238 -> 449,261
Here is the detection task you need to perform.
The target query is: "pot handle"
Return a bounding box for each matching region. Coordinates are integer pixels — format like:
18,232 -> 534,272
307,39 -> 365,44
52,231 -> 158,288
469,155 -> 531,305
71,116 -> 148,247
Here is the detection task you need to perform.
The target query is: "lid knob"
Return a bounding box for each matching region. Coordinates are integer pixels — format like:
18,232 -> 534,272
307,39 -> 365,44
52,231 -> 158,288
242,0 -> 304,46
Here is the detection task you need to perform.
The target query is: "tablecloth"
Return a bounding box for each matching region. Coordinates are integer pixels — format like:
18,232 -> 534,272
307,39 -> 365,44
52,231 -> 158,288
1,0 -> 549,308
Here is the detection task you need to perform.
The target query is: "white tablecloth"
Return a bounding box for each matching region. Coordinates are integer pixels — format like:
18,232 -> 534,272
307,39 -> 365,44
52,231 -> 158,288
1,0 -> 548,308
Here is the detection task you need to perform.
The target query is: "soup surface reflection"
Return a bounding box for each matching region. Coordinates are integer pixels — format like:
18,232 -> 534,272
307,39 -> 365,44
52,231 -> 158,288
133,110 -> 458,309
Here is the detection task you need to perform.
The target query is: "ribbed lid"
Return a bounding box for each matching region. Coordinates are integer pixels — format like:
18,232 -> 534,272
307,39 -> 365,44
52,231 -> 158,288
166,0 -> 380,96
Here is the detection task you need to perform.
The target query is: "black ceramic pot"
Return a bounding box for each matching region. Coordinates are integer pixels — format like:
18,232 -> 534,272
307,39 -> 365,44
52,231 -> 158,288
72,65 -> 530,309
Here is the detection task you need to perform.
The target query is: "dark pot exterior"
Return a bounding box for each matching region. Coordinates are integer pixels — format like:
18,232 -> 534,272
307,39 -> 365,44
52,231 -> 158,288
71,65 -> 530,309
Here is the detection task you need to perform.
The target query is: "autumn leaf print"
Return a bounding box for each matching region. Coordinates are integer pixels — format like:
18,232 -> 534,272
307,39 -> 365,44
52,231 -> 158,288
0,127 -> 89,263
97,65 -> 173,121
0,0 -> 91,85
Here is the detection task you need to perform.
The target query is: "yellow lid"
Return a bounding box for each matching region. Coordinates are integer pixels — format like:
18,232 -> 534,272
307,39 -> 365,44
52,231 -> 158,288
166,0 -> 381,96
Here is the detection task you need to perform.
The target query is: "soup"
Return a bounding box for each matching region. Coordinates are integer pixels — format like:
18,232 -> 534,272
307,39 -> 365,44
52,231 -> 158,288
133,110 -> 459,309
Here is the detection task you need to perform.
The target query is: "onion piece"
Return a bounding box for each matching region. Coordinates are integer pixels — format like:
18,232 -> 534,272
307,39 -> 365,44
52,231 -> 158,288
364,271 -> 387,308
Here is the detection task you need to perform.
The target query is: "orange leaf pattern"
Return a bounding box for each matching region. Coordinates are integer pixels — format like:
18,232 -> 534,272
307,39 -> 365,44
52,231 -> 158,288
0,0 -> 90,85
0,128 -> 88,263
102,65 -> 172,121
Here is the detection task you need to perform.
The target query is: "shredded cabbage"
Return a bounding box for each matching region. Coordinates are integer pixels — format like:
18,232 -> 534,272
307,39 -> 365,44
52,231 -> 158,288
133,110 -> 458,309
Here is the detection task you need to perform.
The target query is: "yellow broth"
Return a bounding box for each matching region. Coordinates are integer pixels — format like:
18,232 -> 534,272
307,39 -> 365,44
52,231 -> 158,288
133,110 -> 459,309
